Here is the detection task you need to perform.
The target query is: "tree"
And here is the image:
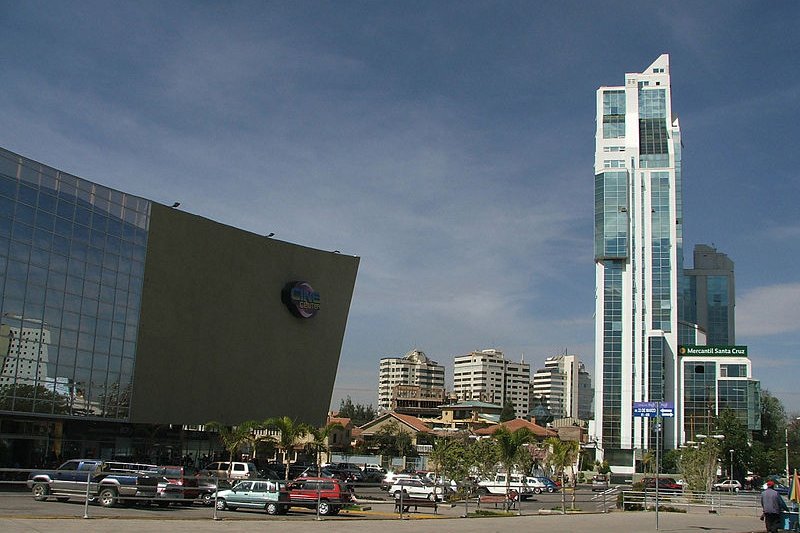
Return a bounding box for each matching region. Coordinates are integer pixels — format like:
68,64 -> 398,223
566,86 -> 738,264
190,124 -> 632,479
499,401 -> 516,422
430,434 -> 475,498
372,421 -> 414,458
337,396 -> 377,426
308,422 -> 343,474
492,426 -> 534,509
265,416 -> 312,480
545,437 -> 579,513
239,420 -> 275,461
752,390 -> 788,477
679,436 -> 722,492
714,409 -> 750,480
662,449 -> 682,474
205,421 -> 251,476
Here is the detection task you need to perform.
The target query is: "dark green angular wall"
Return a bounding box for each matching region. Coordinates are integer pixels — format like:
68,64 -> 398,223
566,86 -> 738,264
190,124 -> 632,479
131,204 -> 359,427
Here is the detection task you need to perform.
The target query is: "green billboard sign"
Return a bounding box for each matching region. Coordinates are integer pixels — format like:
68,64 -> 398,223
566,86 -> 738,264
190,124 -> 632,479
678,345 -> 748,357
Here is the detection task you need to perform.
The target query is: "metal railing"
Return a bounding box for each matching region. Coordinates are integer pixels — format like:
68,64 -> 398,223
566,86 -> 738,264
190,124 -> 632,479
620,489 -> 762,515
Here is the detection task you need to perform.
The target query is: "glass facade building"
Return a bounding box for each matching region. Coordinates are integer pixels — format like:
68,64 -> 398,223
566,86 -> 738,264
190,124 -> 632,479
0,146 -> 360,467
684,244 -> 736,345
593,55 -> 684,468
0,148 -> 149,420
593,58 -> 759,472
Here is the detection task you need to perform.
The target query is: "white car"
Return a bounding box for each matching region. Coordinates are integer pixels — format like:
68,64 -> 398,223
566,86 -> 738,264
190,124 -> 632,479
712,479 -> 742,492
380,472 -> 418,491
389,478 -> 445,501
525,476 -> 549,494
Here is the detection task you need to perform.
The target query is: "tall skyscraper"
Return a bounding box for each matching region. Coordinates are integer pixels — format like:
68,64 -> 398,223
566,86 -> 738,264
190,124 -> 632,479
684,244 -> 736,345
378,349 -> 445,411
532,354 -> 593,421
453,349 -> 530,419
593,55 -> 684,468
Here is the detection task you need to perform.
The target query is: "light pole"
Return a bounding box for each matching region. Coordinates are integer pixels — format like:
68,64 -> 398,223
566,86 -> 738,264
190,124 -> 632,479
787,427 -> 791,483
729,449 -> 734,480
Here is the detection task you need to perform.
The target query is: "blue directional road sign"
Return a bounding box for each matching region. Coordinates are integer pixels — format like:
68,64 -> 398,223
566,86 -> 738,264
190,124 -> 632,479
633,401 -> 674,418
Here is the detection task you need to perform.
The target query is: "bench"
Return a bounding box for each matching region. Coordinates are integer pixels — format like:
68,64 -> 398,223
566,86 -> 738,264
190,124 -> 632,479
394,496 -> 438,514
478,493 -> 517,510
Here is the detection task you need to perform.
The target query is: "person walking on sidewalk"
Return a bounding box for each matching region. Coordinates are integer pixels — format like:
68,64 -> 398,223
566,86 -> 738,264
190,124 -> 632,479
761,480 -> 789,533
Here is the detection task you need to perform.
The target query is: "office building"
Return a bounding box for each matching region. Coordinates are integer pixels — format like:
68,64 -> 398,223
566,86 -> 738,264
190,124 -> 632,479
683,244 -> 735,345
593,56 -> 759,471
377,349 -> 445,413
593,54 -> 684,468
0,146 -> 359,466
453,349 -> 529,419
531,354 -> 593,421
679,345 -> 760,439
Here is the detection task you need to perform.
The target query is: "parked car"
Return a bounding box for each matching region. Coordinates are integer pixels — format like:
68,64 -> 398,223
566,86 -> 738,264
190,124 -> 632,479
213,479 -> 290,515
641,477 -> 682,492
361,466 -> 386,483
478,473 -> 534,499
712,479 -> 742,492
327,463 -> 364,482
389,478 -> 446,501
762,481 -> 790,495
287,477 -> 355,515
199,461 -> 258,480
381,472 -> 419,491
27,459 -> 160,507
524,476 -> 549,494
531,476 -> 560,493
592,474 -> 609,491
155,465 -> 201,505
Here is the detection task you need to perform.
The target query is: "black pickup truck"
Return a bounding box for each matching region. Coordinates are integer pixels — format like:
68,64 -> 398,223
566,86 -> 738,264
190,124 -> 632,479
27,459 -> 160,507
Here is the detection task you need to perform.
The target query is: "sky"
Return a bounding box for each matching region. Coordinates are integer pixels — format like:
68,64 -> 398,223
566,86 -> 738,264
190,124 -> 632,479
1,1 -> 799,414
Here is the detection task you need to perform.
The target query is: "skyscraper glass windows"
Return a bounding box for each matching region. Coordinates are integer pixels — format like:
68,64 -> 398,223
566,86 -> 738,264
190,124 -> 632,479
650,172 -> 672,331
603,91 -> 626,139
0,148 -> 149,419
594,171 -> 629,260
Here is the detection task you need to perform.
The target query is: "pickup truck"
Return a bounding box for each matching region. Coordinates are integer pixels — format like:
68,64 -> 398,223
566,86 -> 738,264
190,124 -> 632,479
27,459 -> 160,507
477,473 -> 533,500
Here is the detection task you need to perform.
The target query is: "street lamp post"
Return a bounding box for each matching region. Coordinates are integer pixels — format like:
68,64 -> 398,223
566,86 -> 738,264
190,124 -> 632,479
787,427 -> 791,483
729,449 -> 734,480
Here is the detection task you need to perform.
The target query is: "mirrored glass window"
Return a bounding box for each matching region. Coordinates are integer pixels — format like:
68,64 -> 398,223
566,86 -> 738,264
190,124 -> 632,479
0,147 -> 150,419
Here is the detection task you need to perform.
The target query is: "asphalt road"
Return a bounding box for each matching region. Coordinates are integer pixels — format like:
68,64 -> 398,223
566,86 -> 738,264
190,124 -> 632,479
0,484 -> 769,533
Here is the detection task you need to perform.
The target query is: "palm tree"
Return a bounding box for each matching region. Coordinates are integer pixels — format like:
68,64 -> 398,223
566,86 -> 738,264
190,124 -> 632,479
240,420 -> 275,462
492,426 -> 535,509
308,421 -> 343,475
265,416 -> 312,480
545,436 -> 580,513
206,421 -> 251,477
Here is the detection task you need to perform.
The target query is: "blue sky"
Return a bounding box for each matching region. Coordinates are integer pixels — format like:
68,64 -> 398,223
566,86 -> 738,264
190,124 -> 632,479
1,1 -> 799,413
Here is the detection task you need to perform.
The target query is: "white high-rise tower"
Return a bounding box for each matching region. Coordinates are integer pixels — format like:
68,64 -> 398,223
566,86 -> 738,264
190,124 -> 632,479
593,55 -> 683,471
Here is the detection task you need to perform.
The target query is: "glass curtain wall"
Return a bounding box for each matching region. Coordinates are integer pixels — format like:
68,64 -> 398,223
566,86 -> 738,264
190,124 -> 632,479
0,148 -> 149,420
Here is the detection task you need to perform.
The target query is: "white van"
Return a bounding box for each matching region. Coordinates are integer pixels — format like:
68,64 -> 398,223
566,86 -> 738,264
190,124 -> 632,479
200,461 -> 258,480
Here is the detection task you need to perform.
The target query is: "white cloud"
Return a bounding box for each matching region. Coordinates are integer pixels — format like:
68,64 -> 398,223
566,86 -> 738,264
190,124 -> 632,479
737,283 -> 800,337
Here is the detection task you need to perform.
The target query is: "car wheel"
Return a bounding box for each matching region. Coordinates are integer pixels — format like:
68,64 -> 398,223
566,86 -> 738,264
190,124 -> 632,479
97,487 -> 118,508
200,492 -> 213,506
478,487 -> 489,495
215,498 -> 227,511
265,502 -> 278,515
548,487 -> 555,493
32,482 -> 50,501
534,487 -> 542,494
318,500 -> 331,515
427,492 -> 435,501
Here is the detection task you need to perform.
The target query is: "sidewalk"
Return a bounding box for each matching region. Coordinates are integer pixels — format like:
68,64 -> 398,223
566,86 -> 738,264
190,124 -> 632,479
0,510 -> 764,533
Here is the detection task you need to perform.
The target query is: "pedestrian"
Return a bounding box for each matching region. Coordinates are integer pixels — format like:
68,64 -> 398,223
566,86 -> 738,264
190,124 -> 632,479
761,479 -> 789,533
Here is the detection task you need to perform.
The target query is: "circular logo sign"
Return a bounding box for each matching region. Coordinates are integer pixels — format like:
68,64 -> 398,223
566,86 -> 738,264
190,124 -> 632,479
282,281 -> 321,318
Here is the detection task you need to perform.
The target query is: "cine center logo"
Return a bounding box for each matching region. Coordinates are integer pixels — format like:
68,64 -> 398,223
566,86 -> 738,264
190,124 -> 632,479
282,281 -> 321,318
